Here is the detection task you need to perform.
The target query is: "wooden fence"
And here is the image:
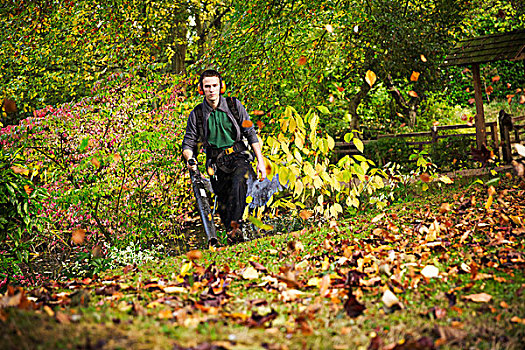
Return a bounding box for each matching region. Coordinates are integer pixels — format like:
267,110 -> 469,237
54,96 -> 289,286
335,116 -> 525,164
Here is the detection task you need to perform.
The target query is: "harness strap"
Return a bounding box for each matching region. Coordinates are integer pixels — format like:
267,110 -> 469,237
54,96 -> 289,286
194,96 -> 240,145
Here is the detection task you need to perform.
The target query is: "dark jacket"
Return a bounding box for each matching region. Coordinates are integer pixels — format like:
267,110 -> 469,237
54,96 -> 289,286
182,96 -> 259,153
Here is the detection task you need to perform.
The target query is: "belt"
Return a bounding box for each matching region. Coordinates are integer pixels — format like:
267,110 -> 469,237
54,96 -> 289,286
207,141 -> 247,160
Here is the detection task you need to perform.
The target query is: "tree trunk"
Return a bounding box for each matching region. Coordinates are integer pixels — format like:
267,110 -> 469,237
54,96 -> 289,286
348,79 -> 371,130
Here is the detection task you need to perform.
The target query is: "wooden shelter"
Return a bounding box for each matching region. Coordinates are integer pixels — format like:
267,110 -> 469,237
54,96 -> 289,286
443,29 -> 525,149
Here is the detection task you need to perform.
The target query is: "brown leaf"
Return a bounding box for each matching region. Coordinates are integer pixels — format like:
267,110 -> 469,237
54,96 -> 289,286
463,293 -> 492,303
249,260 -> 268,272
187,250 -> 202,261
420,173 -> 431,183
319,275 -> 331,297
71,229 -> 86,245
408,90 -> 418,98
344,290 -> 365,317
3,98 -> 17,113
55,311 -> 70,324
297,56 -> 307,66
439,203 -> 451,213
10,166 -> 26,175
492,76 -> 500,82
299,210 -> 313,220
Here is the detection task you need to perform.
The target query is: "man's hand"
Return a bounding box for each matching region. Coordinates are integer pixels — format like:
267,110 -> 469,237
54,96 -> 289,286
256,160 -> 267,180
187,157 -> 198,172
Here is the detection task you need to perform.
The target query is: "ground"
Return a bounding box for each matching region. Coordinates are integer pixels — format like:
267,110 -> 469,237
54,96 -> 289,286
1,175 -> 524,350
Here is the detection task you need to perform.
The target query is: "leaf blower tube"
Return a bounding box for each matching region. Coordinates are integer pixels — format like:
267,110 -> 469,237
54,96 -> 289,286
188,158 -> 218,247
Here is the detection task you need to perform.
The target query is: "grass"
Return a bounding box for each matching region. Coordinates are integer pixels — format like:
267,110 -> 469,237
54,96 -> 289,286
1,175 -> 524,350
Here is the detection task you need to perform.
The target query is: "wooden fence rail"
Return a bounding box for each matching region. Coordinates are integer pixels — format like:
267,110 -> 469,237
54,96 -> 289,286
335,121 -> 499,159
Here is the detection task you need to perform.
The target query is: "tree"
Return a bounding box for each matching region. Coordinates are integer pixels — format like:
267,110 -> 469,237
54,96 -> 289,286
0,0 -> 226,119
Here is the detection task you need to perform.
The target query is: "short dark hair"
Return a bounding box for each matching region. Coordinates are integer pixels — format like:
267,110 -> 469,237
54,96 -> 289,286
199,69 -> 222,88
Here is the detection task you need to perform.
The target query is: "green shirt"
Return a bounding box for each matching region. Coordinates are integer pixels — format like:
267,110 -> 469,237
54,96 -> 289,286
207,109 -> 236,149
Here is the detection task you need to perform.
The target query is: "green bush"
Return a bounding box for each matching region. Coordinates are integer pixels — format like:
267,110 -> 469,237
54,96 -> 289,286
0,147 -> 48,284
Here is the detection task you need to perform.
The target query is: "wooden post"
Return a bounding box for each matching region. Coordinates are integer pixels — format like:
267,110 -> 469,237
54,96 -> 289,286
472,63 -> 486,150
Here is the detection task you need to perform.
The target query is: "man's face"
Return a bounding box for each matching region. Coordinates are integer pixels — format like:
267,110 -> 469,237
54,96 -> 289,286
202,76 -> 221,105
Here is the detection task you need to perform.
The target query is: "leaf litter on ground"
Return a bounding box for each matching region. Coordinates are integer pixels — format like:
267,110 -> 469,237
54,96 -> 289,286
1,178 -> 525,349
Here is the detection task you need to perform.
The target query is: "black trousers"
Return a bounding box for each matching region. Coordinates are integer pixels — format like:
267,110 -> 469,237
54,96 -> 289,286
210,153 -> 254,230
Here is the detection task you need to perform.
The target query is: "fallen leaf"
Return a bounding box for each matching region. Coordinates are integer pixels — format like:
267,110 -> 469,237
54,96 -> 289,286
382,289 -> 400,308
187,250 -> 202,261
439,203 -> 451,213
242,266 -> 259,280
463,293 -> 492,303
421,265 -> 439,279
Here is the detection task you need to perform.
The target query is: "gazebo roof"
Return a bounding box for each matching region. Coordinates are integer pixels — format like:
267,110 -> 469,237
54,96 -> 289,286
443,29 -> 525,66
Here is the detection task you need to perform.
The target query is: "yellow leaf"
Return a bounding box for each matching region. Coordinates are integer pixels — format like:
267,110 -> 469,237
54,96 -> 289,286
420,54 -> 427,62
180,261 -> 193,276
365,70 -> 376,87
307,277 -> 322,287
485,195 -> 493,210
439,175 -> 453,184
353,138 -> 364,153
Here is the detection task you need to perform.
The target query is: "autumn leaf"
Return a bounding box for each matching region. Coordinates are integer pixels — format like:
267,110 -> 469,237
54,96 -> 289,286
410,71 -> 420,81
520,95 -> 525,104
486,85 -> 493,94
420,54 -> 427,62
468,98 -> 476,104
420,173 -> 431,183
299,210 -> 313,220
325,24 -> 333,33
113,153 -> 122,162
463,293 -> 492,303
71,228 -> 86,245
91,157 -> 100,168
252,110 -> 264,116
24,185 -> 33,195
242,266 -> 259,280
297,56 -> 307,66
365,70 -> 376,87
187,250 -> 202,261
439,203 -> 451,213
421,265 -> 439,278
242,120 -> 254,128
408,90 -> 418,98
439,175 -> 453,184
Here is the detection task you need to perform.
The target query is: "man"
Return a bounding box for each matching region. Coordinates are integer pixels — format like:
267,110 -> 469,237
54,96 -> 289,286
182,69 -> 266,240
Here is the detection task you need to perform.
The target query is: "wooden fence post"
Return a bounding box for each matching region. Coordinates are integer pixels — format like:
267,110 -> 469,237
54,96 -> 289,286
499,111 -> 513,163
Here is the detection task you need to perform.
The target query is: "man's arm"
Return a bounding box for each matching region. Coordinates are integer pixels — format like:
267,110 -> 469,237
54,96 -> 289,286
251,142 -> 266,180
